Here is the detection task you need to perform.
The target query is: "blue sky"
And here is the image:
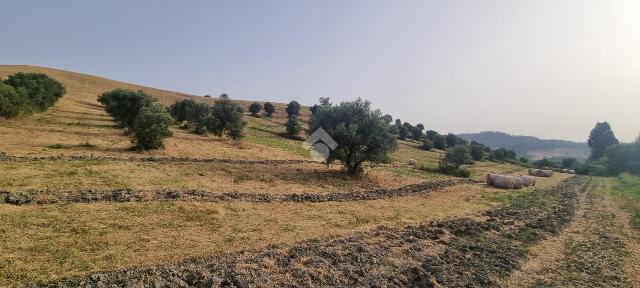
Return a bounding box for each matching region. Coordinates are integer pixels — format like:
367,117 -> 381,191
1,0 -> 638,142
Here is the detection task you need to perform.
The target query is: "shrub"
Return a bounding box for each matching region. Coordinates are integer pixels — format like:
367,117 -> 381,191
286,101 -> 301,116
98,89 -> 155,128
603,144 -> 640,176
411,123 -> 424,140
309,98 -> 398,176
561,157 -> 578,169
470,144 -> 486,161
310,104 -> 319,115
421,139 -> 434,151
0,83 -> 28,118
433,134 -> 447,150
425,130 -> 439,140
446,133 -> 461,147
441,144 -> 474,168
249,102 -> 262,116
3,72 -> 65,112
519,156 -> 529,163
285,115 -> 301,138
437,145 -> 473,178
170,99 -> 210,134
534,158 -> 555,168
263,102 -> 275,116
131,102 -> 174,150
207,96 -> 246,140
437,163 -> 471,178
398,125 -> 409,140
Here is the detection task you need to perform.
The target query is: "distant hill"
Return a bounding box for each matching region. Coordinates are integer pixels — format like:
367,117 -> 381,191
458,131 -> 590,160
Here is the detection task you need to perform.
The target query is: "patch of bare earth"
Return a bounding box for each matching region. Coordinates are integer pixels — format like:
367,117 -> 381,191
503,177 -> 640,288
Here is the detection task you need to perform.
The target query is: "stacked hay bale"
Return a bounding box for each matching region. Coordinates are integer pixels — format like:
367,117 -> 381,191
529,169 -> 553,177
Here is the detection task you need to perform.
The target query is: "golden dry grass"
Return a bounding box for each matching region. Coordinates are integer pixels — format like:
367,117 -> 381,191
0,178 -> 568,284
0,65 -> 542,285
0,160 -> 432,195
0,65 -> 305,159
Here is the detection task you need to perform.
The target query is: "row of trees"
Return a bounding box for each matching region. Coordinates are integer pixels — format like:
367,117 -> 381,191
0,73 -> 65,118
169,94 -> 246,140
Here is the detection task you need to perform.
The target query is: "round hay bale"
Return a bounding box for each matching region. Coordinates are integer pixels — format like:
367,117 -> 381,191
520,175 -> 536,187
408,159 -> 417,166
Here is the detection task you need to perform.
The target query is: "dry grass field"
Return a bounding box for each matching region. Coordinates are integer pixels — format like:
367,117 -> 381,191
0,66 -> 637,287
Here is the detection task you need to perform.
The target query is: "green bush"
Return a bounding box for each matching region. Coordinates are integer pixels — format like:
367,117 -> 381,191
309,98 -> 398,176
285,115 -> 301,138
603,144 -> 640,176
249,102 -> 262,116
534,158 -> 555,168
0,83 -> 28,118
207,96 -> 246,140
169,99 -> 210,134
442,144 -> 474,168
286,101 -> 301,116
263,102 -> 275,116
3,72 -> 65,112
98,89 -> 155,128
470,144 -> 486,161
437,163 -> 471,178
561,157 -> 578,169
131,102 -> 174,150
433,134 -> 447,150
421,138 -> 434,151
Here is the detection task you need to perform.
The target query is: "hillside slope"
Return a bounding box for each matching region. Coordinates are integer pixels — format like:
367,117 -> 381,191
0,66 -> 584,286
0,65 -> 305,159
459,131 -> 590,160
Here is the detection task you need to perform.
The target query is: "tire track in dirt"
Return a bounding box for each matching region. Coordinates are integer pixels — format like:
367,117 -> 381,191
502,177 -> 640,288
32,176 -> 586,287
0,179 -> 471,205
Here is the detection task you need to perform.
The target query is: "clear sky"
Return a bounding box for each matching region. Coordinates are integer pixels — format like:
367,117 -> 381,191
1,0 -> 638,142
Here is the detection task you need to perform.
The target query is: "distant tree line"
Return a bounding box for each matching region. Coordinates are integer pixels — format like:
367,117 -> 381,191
0,73 -> 65,118
573,122 -> 640,176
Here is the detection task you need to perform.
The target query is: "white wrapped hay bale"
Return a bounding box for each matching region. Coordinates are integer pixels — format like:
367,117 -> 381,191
408,159 -> 417,166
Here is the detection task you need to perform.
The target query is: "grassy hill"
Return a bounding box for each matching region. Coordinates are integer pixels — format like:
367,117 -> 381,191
0,65 -> 571,285
459,131 -> 590,160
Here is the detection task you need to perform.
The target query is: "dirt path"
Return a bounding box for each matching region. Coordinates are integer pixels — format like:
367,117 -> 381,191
503,177 -> 640,288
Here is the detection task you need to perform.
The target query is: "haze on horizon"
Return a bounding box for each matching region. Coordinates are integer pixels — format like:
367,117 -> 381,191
1,0 -> 638,142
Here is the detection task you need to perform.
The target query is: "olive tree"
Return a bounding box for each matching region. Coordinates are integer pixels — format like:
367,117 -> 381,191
207,96 -> 246,140
285,115 -> 301,138
98,89 -> 154,128
286,101 -> 301,116
3,72 -> 65,111
309,98 -> 398,176
131,102 -> 174,150
0,83 -> 28,118
263,102 -> 275,116
249,102 -> 262,116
